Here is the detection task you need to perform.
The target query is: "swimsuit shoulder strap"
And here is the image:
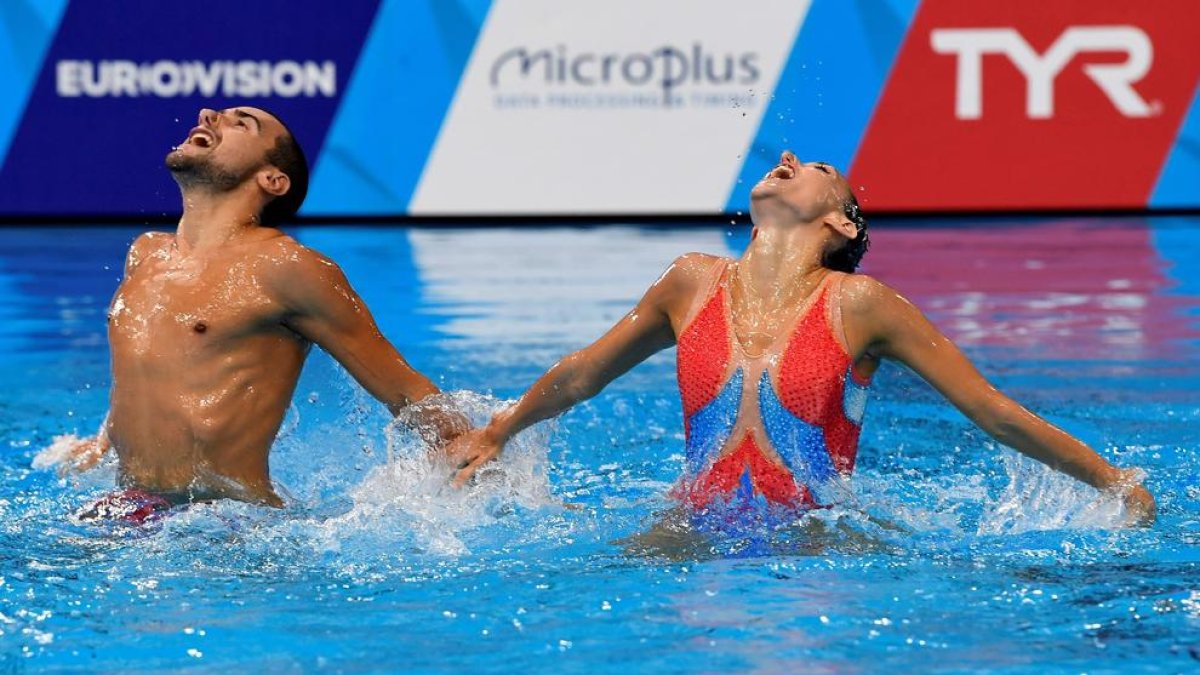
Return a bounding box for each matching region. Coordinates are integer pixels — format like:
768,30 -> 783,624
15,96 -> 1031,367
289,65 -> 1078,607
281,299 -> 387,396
826,271 -> 852,354
677,257 -> 733,337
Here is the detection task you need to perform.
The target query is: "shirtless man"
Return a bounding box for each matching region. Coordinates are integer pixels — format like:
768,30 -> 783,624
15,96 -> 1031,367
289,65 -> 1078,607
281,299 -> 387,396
446,151 -> 1156,526
59,106 -> 462,515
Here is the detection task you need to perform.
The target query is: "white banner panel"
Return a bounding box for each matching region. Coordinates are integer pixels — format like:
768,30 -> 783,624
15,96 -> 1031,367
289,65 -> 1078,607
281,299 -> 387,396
411,0 -> 811,215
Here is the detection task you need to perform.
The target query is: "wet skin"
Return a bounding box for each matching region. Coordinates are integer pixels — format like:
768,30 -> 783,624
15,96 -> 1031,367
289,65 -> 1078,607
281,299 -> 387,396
447,151 -> 1156,526
105,230 -> 446,506
65,107 -> 454,506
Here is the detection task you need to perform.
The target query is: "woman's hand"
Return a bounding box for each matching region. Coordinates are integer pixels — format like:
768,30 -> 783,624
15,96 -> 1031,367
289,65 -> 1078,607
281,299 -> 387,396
445,425 -> 507,488
1110,468 -> 1156,527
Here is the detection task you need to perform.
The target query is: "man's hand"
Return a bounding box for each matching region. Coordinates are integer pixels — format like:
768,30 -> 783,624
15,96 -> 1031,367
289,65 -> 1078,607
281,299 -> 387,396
61,434 -> 112,474
413,406 -> 472,451
396,397 -> 473,452
446,427 -> 506,488
32,433 -> 112,475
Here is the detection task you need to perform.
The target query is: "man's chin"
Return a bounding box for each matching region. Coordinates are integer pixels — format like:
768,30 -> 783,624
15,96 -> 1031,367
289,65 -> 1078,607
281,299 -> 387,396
165,149 -> 191,172
165,148 -> 212,176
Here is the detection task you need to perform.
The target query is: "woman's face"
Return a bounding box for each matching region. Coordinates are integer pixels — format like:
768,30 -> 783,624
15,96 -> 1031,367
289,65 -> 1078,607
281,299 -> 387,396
750,151 -> 849,222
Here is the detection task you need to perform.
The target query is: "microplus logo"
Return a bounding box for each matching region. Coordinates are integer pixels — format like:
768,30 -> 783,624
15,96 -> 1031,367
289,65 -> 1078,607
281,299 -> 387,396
931,26 -> 1154,119
56,60 -> 338,98
488,44 -> 760,108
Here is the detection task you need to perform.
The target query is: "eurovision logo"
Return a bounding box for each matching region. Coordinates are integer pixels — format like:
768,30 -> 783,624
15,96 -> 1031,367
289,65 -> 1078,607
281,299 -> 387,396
0,0 -> 379,215
55,60 -> 339,99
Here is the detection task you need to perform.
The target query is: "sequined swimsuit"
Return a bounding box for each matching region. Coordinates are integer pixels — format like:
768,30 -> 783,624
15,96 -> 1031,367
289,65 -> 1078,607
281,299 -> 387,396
675,262 -> 871,510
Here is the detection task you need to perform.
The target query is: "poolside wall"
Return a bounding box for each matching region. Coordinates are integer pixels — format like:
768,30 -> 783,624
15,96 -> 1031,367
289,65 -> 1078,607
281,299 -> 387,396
0,0 -> 1195,219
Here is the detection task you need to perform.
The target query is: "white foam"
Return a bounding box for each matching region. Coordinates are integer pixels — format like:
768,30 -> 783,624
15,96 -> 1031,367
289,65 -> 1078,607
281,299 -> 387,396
31,434 -> 85,470
305,391 -> 560,556
978,449 -> 1138,535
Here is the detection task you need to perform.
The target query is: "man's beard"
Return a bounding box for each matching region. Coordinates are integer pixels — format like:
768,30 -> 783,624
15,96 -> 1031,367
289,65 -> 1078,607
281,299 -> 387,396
165,150 -> 253,192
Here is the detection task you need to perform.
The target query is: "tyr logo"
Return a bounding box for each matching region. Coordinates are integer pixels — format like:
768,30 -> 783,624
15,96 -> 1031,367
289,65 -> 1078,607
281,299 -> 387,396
930,26 -> 1154,119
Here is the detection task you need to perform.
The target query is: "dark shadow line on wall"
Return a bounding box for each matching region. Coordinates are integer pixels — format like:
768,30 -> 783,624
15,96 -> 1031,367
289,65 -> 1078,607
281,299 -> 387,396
0,207 -> 1198,228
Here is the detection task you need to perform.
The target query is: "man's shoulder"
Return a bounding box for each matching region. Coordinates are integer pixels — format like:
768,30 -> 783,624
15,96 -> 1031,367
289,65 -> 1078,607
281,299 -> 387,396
125,231 -> 172,272
253,236 -> 347,296
254,233 -> 331,269
130,230 -> 172,252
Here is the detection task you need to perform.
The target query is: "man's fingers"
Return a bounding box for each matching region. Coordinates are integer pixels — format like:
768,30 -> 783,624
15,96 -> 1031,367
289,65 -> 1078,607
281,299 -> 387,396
57,448 -> 99,476
55,443 -> 89,476
75,450 -> 103,472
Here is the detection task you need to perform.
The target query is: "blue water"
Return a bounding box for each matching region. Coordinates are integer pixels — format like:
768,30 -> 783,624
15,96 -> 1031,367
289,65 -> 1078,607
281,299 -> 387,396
1,218 -> 1199,672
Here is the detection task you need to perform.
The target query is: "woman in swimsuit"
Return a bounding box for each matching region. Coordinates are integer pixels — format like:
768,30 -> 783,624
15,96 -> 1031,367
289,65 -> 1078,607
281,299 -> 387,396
446,151 -> 1156,526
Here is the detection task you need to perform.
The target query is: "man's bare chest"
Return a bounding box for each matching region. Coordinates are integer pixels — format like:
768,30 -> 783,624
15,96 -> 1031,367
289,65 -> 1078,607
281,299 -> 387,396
109,258 -> 282,348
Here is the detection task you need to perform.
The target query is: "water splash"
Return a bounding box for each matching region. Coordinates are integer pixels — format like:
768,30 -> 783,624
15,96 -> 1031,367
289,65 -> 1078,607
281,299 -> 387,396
30,434 -> 85,470
978,450 -> 1138,535
307,391 -> 561,557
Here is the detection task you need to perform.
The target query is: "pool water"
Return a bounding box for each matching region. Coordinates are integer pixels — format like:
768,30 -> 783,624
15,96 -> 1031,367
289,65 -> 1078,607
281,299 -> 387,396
1,217 -> 1198,671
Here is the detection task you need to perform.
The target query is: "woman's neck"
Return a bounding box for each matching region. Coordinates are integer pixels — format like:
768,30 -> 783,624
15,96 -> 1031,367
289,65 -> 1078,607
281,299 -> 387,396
738,223 -> 827,293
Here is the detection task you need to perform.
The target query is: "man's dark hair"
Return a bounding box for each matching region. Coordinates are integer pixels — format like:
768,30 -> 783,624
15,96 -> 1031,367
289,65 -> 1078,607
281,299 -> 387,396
823,192 -> 870,273
259,118 -> 308,226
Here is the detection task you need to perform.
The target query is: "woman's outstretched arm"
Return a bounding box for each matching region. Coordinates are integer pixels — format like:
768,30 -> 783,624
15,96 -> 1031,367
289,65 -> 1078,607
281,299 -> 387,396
446,254 -> 714,486
843,275 -> 1156,525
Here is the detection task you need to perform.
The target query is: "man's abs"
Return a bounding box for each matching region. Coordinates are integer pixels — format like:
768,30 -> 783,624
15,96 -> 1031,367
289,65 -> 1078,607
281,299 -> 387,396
107,313 -> 307,505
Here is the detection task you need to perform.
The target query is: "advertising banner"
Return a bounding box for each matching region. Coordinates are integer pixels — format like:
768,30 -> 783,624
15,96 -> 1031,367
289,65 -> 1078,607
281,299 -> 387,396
0,0 -> 379,216
0,0 -> 1195,217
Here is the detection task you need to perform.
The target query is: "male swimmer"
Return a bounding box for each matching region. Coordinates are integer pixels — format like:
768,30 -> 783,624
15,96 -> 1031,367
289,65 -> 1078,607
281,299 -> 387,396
447,150 -> 1156,526
57,107 -> 464,519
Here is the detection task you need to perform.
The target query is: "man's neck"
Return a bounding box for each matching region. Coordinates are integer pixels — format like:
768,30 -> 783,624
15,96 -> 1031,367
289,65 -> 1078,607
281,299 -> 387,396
175,187 -> 262,252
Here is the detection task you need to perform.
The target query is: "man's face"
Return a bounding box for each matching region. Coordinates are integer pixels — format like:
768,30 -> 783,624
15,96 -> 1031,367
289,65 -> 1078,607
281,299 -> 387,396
166,107 -> 287,190
750,151 -> 850,221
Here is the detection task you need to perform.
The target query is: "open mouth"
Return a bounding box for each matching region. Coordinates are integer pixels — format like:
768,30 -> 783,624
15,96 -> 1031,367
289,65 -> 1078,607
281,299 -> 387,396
185,127 -> 216,149
764,164 -> 795,181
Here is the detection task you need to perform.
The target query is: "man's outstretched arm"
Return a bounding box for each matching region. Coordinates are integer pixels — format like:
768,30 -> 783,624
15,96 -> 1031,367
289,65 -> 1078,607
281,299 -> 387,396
275,245 -> 467,445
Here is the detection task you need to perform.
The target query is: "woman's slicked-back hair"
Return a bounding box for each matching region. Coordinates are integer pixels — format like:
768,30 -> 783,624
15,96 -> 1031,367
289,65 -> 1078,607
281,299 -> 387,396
823,193 -> 870,273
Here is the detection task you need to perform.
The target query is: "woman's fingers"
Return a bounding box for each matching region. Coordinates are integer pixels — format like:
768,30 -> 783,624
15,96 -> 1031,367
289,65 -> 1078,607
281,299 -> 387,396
451,449 -> 499,489
451,461 -> 478,489
1123,485 -> 1156,526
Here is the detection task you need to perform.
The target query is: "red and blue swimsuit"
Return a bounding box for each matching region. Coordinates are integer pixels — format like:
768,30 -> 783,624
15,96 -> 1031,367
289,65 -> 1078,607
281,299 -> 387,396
675,263 -> 871,513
